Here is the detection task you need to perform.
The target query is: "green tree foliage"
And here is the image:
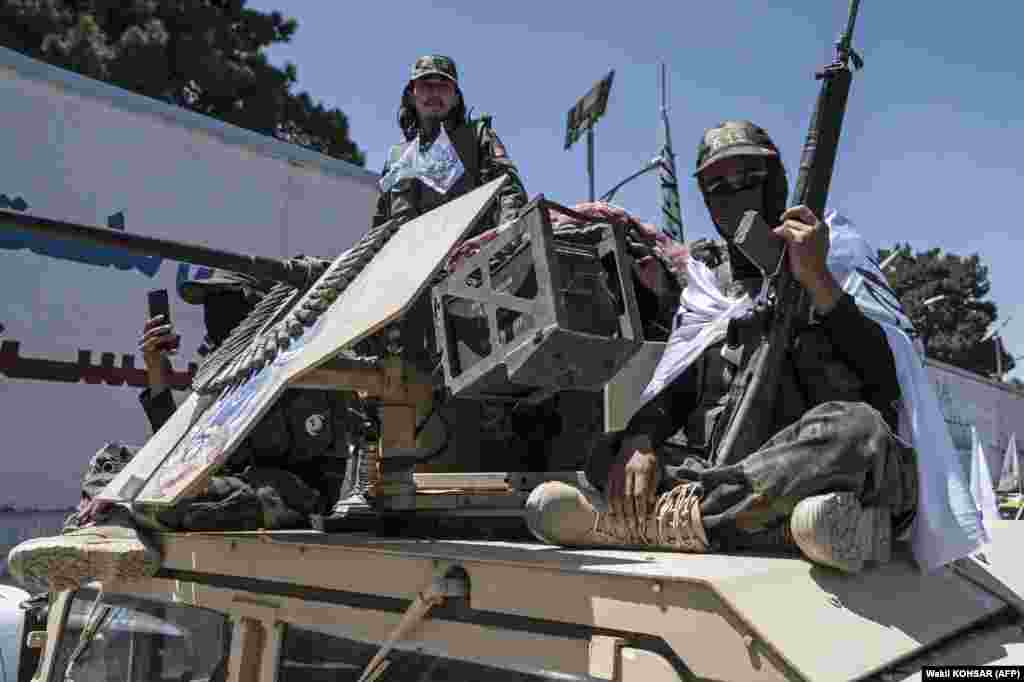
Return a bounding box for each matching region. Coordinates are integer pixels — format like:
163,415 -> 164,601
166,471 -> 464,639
880,244 -> 1015,377
0,1 -> 364,165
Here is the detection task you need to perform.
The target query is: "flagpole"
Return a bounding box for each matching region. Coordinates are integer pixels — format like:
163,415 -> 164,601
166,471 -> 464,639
595,63 -> 684,237
1011,433 -> 1023,519
658,63 -> 684,241
1011,432 -> 1019,497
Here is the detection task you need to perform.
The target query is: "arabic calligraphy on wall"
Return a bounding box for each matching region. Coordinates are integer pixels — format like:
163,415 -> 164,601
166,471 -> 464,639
0,340 -> 195,389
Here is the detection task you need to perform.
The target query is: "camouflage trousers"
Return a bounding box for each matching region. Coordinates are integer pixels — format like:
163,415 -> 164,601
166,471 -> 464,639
68,443 -> 325,533
585,401 -> 918,552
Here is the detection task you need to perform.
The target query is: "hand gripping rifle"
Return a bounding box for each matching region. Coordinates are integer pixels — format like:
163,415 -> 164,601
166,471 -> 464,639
711,0 -> 865,467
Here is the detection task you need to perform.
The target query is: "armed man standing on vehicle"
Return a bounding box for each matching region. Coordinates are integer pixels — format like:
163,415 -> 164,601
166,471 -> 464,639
526,121 -> 918,574
374,54 -> 527,233
7,55 -> 530,589
308,54 -> 537,524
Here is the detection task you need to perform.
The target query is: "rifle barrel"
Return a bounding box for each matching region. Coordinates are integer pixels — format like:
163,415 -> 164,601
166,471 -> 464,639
712,0 -> 865,467
844,0 -> 862,43
0,208 -> 308,286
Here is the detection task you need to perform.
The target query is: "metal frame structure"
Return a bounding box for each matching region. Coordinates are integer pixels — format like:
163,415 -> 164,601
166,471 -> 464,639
433,197 -> 643,402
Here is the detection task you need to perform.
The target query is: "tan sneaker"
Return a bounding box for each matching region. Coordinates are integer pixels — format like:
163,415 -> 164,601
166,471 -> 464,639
7,506 -> 161,593
525,481 -> 710,552
790,492 -> 892,574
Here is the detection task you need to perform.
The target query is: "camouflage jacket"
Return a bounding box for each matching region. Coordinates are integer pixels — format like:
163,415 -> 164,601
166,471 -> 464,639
373,116 -> 528,236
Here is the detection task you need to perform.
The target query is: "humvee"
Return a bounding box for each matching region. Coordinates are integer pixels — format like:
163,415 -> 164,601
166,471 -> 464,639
8,124 -> 1024,682
15,519 -> 1024,682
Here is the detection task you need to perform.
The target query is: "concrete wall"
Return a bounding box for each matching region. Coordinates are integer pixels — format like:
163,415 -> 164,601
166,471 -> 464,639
928,358 -> 1024,479
0,48 -> 378,509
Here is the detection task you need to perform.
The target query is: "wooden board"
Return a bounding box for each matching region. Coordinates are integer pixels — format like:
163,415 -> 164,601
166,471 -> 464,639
99,177 -> 507,506
97,391 -> 215,501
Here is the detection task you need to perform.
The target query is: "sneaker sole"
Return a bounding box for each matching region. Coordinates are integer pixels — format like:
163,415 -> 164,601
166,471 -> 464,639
790,492 -> 891,574
9,537 -> 160,592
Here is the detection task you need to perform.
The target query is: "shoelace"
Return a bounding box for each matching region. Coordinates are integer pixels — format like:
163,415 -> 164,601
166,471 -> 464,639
593,483 -> 709,552
653,484 -> 709,551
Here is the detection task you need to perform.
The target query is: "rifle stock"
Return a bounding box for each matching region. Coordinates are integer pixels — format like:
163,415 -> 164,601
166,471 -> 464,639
712,1 -> 863,466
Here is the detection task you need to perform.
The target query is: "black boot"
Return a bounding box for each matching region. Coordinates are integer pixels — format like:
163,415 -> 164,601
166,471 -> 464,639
311,434 -> 381,532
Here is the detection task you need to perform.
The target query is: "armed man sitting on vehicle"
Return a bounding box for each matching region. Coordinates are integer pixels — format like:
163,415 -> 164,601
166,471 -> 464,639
8,270 -> 345,593
525,121 -> 917,573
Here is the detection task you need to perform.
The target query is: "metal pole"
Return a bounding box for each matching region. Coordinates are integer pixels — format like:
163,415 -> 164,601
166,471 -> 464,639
601,159 -> 663,202
0,208 -> 309,286
587,127 -> 596,203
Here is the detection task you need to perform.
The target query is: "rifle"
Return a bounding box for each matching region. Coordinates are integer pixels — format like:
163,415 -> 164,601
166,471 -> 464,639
711,0 -> 865,467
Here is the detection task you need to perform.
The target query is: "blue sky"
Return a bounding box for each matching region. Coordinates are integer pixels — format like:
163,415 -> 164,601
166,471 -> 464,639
250,0 -> 1024,379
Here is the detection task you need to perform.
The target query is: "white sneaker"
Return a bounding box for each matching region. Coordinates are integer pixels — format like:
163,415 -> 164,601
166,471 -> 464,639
7,506 -> 160,592
790,492 -> 892,574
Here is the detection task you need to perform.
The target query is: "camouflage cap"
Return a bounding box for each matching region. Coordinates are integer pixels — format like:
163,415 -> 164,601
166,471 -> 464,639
694,120 -> 779,176
178,268 -> 271,305
410,55 -> 458,84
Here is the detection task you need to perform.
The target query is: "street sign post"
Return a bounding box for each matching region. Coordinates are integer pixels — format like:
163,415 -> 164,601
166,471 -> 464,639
564,70 -> 615,202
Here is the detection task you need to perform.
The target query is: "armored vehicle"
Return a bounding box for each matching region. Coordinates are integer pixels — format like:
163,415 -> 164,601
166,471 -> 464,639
8,3 -> 1024,677
12,525 -> 1024,681
7,180 -> 1024,682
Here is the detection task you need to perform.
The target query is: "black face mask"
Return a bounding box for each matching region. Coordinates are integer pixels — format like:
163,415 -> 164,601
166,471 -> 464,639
704,185 -> 767,283
706,185 -> 765,240
202,290 -> 252,351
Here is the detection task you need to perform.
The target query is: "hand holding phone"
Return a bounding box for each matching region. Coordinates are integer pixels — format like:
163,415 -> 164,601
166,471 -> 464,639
144,289 -> 180,358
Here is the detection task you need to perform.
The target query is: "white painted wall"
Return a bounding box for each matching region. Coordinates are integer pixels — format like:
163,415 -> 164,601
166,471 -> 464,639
928,358 -> 1024,479
0,48 -> 378,509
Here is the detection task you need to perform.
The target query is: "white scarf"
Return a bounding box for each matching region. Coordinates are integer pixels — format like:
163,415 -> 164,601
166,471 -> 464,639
640,257 -> 753,402
379,126 -> 465,195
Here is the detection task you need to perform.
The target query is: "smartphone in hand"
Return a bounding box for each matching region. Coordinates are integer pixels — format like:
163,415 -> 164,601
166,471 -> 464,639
147,289 -> 180,353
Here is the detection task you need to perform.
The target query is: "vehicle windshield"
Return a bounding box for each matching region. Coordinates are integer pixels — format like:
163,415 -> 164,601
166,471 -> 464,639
50,588 -> 230,682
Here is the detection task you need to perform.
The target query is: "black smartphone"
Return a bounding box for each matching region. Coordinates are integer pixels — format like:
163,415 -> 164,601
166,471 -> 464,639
147,288 -> 170,322
147,289 -> 179,352
734,210 -> 785,278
